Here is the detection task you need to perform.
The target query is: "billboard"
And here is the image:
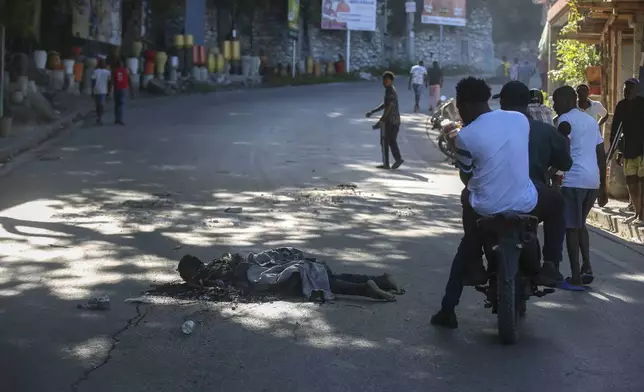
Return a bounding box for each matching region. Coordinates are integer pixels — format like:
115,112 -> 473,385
421,0 -> 467,27
288,0 -> 300,39
321,0 -> 377,31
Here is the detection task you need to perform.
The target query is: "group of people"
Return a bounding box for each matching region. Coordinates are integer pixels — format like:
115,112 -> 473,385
91,58 -> 135,126
408,60 -> 445,113
429,77 -> 614,329
502,56 -> 536,87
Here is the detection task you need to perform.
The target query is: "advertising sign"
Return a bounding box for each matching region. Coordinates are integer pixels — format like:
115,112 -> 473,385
321,0 -> 377,31
288,0 -> 300,39
421,0 -> 467,27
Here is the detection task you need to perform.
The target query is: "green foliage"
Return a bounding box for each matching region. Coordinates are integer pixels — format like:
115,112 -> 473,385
549,0 -> 601,86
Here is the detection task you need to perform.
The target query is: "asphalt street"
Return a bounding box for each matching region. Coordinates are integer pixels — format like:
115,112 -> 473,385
1,78 -> 643,392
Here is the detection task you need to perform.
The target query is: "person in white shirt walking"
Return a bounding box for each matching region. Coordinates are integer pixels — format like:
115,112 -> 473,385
576,84 -> 608,126
408,60 -> 428,112
553,86 -> 608,287
92,58 -> 111,125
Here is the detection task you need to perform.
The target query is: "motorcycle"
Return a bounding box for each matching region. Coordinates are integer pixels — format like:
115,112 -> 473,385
475,214 -> 555,345
430,96 -> 462,161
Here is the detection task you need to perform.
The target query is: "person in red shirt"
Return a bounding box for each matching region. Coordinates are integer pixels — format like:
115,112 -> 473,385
111,59 -> 134,125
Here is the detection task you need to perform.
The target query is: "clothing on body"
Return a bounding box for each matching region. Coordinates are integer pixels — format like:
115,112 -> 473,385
454,110 -> 538,216
558,108 -> 603,189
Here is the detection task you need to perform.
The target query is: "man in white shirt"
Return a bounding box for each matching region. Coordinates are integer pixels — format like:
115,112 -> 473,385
92,58 -> 111,125
576,84 -> 608,126
553,86 -> 608,287
431,78 -> 566,329
408,60 -> 427,113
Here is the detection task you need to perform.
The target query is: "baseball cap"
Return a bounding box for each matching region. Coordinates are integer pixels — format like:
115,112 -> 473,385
492,81 -> 531,106
625,77 -> 640,85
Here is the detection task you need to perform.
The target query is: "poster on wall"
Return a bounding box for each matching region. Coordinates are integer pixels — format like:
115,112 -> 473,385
321,0 -> 377,31
72,0 -> 122,46
421,0 -> 467,27
288,0 -> 300,39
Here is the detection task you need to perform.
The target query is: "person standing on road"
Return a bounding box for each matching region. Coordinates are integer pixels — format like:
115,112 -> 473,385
510,58 -> 520,81
610,78 -> 644,225
111,59 -> 134,125
408,60 -> 428,113
577,84 -> 608,127
91,58 -> 111,125
518,60 -> 534,87
502,56 -> 511,82
366,71 -> 404,170
427,61 -> 443,112
553,86 -> 608,287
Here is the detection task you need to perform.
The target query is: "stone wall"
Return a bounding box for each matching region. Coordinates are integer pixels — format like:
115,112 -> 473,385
156,1 -> 494,72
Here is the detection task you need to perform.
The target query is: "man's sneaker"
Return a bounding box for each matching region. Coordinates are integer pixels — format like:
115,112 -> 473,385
391,159 -> 404,170
376,164 -> 391,169
430,308 -> 458,329
536,261 -> 564,287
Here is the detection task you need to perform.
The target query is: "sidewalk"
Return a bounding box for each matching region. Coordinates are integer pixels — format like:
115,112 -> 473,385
0,98 -> 93,165
587,198 -> 644,243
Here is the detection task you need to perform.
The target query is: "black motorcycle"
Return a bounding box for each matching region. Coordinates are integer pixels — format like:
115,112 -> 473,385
475,213 -> 555,345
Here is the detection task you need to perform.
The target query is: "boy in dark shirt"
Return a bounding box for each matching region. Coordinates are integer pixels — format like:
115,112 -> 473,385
366,71 -> 404,170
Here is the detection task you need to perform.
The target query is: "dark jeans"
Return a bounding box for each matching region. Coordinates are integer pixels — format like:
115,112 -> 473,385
94,94 -> 106,120
440,184 -> 565,310
381,123 -> 402,166
114,89 -> 126,123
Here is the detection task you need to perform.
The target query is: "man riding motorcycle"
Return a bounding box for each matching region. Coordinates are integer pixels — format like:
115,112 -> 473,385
431,79 -> 568,329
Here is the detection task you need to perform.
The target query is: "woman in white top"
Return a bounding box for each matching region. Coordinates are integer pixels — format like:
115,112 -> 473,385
576,84 -> 608,126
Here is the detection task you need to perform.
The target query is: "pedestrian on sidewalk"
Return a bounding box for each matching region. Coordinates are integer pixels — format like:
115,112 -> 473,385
366,71 -> 404,170
408,60 -> 427,113
91,58 -> 111,125
111,59 -> 134,125
428,61 -> 443,112
577,84 -> 608,126
610,78 -> 644,225
553,86 -> 608,287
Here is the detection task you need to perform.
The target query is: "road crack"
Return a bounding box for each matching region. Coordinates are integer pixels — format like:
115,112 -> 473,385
70,304 -> 149,391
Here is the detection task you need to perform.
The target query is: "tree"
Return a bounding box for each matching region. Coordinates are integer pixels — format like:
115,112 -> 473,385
549,0 -> 601,86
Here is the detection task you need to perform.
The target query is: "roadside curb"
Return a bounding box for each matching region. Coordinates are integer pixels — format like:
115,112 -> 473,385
587,207 -> 644,244
0,109 -> 92,165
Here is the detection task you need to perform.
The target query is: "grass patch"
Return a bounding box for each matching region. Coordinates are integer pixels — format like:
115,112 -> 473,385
263,72 -> 363,87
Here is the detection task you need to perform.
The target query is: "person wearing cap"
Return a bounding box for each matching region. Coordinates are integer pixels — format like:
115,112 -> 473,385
610,78 -> 644,225
366,71 -> 404,170
527,88 -> 555,126
553,86 -> 608,287
430,78 -> 567,329
576,84 -> 608,126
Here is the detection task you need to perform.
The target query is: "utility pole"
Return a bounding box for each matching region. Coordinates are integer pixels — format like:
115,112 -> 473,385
405,1 -> 416,63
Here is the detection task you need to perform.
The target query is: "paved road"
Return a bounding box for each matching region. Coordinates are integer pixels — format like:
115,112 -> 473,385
1,79 -> 644,392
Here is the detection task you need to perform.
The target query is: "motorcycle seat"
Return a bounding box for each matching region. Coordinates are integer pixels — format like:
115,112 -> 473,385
477,212 -> 538,234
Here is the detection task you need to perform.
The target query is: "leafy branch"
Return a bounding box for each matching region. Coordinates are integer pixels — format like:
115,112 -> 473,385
549,0 -> 601,86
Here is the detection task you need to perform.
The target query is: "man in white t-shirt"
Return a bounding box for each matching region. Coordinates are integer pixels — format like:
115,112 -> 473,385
408,61 -> 427,113
92,58 -> 111,125
431,78 -> 566,329
553,86 -> 608,287
576,84 -> 608,126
